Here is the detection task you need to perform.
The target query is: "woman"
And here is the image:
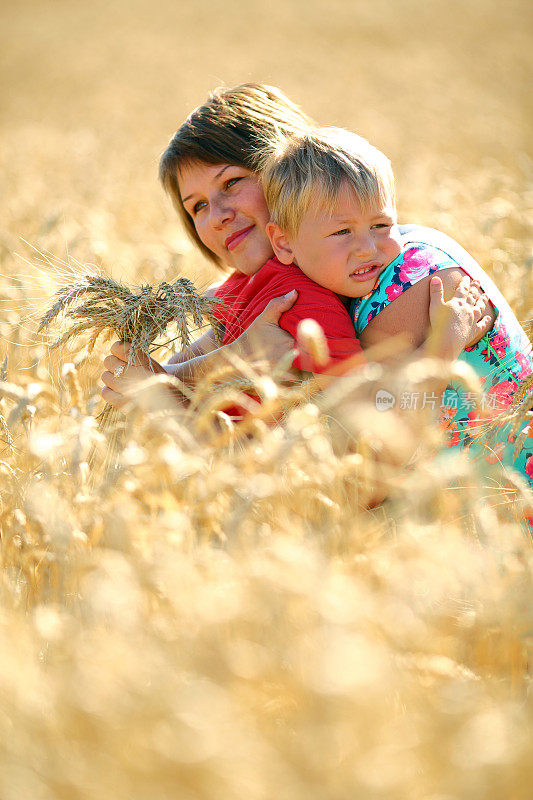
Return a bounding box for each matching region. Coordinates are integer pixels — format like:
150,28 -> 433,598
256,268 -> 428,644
101,83 -> 492,408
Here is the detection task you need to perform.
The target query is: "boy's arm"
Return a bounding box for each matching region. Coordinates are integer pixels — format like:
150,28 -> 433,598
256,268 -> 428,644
312,274 -> 493,389
359,269 -> 495,358
420,273 -> 494,359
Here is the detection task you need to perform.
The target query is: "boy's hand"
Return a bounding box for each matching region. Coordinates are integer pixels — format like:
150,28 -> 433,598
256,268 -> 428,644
428,274 -> 494,359
100,341 -> 166,409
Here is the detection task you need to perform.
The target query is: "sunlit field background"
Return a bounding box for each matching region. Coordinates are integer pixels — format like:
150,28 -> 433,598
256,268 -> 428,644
1,1 -> 533,797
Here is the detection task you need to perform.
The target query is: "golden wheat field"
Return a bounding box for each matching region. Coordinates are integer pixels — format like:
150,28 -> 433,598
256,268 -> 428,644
1,0 -> 533,797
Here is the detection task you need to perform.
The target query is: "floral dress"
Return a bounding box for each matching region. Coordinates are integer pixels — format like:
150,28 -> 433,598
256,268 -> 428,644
349,225 -> 533,517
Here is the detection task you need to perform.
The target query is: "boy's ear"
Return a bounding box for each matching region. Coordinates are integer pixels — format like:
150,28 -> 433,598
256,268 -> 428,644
266,222 -> 295,266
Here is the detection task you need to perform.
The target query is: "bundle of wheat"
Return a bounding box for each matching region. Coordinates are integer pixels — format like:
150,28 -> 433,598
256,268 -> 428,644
38,275 -> 221,359
38,273 -> 222,472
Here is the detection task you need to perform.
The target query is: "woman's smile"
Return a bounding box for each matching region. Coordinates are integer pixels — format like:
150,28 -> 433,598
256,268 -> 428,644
225,225 -> 255,250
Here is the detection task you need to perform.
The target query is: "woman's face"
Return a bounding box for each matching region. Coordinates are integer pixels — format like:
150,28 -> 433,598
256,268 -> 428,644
178,161 -> 273,275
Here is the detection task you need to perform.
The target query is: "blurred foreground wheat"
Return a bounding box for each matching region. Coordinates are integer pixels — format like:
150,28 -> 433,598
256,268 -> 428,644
0,260 -> 532,797
1,0 -> 533,790
0,227 -> 532,800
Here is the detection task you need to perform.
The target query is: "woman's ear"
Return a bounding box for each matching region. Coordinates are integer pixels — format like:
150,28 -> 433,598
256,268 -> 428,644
266,222 -> 296,265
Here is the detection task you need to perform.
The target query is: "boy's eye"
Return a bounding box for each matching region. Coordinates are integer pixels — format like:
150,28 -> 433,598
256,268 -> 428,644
332,228 -> 350,236
372,222 -> 392,229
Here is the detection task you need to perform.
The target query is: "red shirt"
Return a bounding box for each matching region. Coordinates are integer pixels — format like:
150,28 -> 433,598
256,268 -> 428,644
213,257 -> 363,374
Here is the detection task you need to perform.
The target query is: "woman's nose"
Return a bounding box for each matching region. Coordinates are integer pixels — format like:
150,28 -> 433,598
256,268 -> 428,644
209,196 -> 235,228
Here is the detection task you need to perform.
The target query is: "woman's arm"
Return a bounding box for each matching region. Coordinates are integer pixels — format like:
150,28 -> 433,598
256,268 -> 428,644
165,330 -> 221,365
100,292 -> 297,410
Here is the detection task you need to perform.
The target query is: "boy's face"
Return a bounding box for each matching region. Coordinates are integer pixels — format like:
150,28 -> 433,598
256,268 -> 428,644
270,181 -> 401,297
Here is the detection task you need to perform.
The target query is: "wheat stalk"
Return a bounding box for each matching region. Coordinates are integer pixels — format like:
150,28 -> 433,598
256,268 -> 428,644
39,273 -> 222,475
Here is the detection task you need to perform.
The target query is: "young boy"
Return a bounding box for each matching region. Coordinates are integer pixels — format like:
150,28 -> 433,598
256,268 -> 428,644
259,128 -> 533,517
260,127 -> 401,387
213,128 -> 485,389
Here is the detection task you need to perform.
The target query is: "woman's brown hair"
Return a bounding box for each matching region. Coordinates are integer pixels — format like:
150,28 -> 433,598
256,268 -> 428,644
159,83 -> 314,266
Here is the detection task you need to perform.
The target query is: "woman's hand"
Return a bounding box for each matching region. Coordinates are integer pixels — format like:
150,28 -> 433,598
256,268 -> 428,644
427,274 -> 495,359
229,290 -> 298,366
100,341 -> 167,410
100,290 -> 298,409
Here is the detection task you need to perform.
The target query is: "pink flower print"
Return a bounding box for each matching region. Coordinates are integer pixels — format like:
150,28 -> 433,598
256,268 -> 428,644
385,283 -> 403,302
446,425 -> 462,448
515,352 -> 533,381
398,249 -> 435,285
490,331 -> 510,359
485,441 -> 506,465
467,410 -> 484,439
525,455 -> 533,480
440,404 -> 458,425
486,379 -> 516,412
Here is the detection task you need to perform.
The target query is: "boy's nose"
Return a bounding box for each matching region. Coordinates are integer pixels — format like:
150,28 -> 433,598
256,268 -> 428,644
353,233 -> 377,258
210,196 -> 235,229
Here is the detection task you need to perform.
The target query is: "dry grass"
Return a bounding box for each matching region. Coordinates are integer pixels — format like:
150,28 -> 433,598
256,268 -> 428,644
1,0 -> 533,797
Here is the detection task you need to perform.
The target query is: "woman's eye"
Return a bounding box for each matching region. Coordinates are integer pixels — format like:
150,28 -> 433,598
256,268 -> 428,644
225,177 -> 242,190
192,200 -> 207,214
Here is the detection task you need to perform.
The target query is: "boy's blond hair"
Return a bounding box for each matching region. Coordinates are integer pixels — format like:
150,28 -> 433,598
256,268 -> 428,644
261,127 -> 395,236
